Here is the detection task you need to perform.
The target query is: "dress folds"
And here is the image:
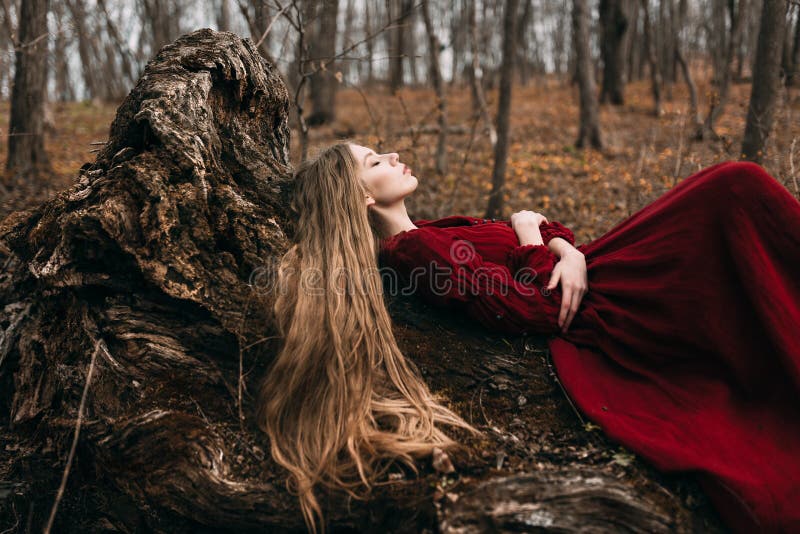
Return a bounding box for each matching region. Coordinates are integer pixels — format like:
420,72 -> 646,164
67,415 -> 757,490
379,161 -> 800,533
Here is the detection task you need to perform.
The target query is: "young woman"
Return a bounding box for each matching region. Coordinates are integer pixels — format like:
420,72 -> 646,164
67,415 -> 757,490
258,142 -> 800,533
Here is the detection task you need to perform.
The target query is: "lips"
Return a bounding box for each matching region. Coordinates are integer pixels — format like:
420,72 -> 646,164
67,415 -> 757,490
403,164 -> 411,174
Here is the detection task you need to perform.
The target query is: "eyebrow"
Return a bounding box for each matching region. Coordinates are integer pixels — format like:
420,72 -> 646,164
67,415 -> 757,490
362,150 -> 377,167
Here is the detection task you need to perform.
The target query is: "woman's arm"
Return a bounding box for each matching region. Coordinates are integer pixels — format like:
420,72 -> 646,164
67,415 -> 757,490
510,210 -> 545,246
548,236 -> 575,258
381,227 -> 563,336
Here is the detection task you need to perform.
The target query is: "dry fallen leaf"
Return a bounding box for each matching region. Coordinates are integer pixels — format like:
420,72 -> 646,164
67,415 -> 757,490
431,446 -> 455,473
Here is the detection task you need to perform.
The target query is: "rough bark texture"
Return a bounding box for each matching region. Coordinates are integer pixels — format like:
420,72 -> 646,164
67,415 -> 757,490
1,29 -> 726,533
573,0 -> 603,149
741,0 -> 788,163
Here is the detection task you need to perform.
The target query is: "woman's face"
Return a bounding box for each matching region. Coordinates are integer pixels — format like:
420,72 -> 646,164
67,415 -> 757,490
349,144 -> 418,208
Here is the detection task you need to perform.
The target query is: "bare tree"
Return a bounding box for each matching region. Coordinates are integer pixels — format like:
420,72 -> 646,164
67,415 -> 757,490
641,0 -> 662,116
623,0 -> 640,84
696,0 -> 749,140
389,0 -> 414,93
449,0 -> 465,85
791,5 -> 800,87
217,0 -> 232,31
485,0 -> 518,219
421,0 -> 447,174
741,0 -> 789,163
674,0 -> 701,132
657,0 -> 677,98
342,0 -> 356,81
467,0 -> 496,147
363,0 -> 376,83
599,0 -> 629,105
406,9 -> 420,85
141,0 -> 181,53
307,0 -> 340,126
52,0 -> 75,102
6,0 -> 51,184
65,0 -> 102,100
573,0 -> 603,149
97,0 -> 138,90
515,0 -> 533,84
553,2 -> 570,76
236,0 -> 276,62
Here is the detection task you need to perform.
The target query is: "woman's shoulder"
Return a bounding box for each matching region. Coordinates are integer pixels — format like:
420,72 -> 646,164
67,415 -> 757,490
414,215 -> 505,228
381,215 -> 510,251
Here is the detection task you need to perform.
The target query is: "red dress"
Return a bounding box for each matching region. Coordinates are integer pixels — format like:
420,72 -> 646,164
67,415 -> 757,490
378,161 -> 800,533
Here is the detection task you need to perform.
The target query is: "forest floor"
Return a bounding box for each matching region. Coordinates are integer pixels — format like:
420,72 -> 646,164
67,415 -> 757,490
1,71 -> 798,531
3,68 -> 798,243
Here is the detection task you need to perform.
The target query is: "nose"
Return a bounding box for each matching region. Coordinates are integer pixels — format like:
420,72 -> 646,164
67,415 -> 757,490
389,153 -> 399,165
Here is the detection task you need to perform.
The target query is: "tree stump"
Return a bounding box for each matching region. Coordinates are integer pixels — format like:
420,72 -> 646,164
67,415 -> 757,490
0,29 -> 724,533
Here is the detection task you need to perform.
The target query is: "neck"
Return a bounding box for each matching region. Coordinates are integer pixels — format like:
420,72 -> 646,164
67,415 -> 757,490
370,201 -> 418,240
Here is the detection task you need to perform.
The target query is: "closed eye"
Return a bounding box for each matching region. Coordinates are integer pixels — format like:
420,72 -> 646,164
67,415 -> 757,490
372,161 -> 380,166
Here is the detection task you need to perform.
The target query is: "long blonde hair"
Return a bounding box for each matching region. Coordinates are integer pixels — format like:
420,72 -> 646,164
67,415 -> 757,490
256,142 -> 480,532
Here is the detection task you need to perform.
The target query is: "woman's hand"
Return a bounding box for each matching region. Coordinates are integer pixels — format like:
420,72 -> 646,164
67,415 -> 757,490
511,210 -> 548,246
546,249 -> 588,334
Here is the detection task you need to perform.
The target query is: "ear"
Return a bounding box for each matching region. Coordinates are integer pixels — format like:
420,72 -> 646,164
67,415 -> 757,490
365,195 -> 376,207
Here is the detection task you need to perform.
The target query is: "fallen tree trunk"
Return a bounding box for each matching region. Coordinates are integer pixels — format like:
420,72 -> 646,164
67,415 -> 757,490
0,29 -> 724,533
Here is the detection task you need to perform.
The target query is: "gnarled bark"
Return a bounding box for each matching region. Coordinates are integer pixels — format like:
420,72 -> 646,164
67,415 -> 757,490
1,29 -> 724,533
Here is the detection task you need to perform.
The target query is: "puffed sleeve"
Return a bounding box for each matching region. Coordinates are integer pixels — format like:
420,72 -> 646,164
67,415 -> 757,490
507,244 -> 553,279
380,227 -> 562,336
539,221 -> 575,246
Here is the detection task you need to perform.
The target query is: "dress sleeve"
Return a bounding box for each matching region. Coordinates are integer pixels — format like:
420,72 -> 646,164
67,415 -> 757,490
381,227 -> 562,336
539,221 -> 575,246
507,244 -> 553,278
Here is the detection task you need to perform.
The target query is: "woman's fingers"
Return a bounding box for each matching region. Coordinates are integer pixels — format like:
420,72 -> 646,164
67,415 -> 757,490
563,286 -> 587,333
562,292 -> 578,333
559,285 -> 571,328
547,266 -> 561,290
561,288 -> 574,332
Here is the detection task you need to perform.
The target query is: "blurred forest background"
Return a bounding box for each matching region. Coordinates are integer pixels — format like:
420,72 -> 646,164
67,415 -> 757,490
1,0 -> 799,245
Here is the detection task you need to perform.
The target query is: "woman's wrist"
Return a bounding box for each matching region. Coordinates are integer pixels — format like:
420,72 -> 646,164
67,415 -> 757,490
548,237 -> 578,258
517,225 -> 544,246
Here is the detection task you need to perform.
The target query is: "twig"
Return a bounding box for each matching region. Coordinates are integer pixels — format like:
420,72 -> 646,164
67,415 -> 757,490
673,113 -> 685,186
190,396 -> 211,425
444,109 -> 483,215
351,83 -> 384,147
0,501 -> 19,534
241,334 -> 279,352
477,384 -> 492,426
468,376 -> 492,426
790,137 -> 798,197
255,1 -> 290,48
237,295 -> 253,431
44,338 -> 101,534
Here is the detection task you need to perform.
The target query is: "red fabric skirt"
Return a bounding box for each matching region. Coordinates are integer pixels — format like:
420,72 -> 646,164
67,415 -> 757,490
550,161 -> 800,533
